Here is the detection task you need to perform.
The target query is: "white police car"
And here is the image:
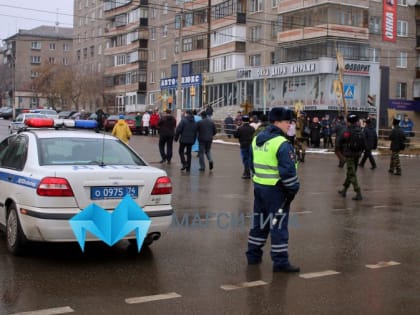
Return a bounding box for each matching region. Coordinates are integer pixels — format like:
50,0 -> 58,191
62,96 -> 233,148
0,118 -> 173,255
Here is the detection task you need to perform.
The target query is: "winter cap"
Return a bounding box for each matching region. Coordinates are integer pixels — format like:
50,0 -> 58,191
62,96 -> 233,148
242,115 -> 250,122
347,114 -> 359,124
119,114 -> 125,119
268,107 -> 293,122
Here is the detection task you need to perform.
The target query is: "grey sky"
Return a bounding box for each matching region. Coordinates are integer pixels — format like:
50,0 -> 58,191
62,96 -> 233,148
0,1 -> 74,42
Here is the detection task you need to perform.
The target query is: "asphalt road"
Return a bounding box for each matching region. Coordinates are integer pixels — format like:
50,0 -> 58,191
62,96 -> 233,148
1,119 -> 420,315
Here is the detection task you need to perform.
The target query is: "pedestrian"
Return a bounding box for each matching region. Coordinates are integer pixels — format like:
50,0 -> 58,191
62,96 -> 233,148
250,115 -> 261,130
246,107 -> 300,273
224,114 -> 235,138
174,110 -> 197,172
205,104 -> 214,118
286,118 -> 296,146
333,115 -> 347,167
95,108 -> 105,133
142,111 -> 150,135
191,110 -> 201,154
389,117 -> 407,175
337,114 -> 365,200
233,115 -> 255,179
399,114 -> 414,137
150,109 -> 161,136
294,112 -> 307,162
359,118 -> 378,169
158,109 -> 176,164
321,115 -> 333,148
196,111 -> 217,171
309,117 -> 321,148
112,114 -> 132,144
135,112 -> 142,135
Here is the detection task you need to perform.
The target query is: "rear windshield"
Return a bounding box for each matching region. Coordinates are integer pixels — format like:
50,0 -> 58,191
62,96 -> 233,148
38,137 -> 146,166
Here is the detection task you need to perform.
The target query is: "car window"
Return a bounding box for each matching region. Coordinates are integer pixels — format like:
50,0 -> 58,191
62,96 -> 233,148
38,137 -> 146,166
0,135 -> 28,170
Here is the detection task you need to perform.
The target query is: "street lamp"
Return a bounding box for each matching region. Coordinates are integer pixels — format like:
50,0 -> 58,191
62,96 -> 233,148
5,49 -> 16,120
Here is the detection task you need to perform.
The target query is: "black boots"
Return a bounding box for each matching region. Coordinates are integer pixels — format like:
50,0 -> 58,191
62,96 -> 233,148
242,168 -> 251,179
339,188 -> 362,200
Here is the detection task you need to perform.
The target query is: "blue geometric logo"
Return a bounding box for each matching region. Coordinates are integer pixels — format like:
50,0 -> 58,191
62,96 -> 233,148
69,195 -> 151,252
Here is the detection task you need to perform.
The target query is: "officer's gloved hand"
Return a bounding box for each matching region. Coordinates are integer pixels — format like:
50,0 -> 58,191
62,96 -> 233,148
284,190 -> 296,202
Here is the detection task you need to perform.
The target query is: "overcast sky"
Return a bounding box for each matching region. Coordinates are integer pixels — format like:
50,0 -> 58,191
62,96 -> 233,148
0,1 -> 74,43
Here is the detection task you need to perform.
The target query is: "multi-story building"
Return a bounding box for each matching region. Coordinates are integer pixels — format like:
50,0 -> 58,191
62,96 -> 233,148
73,0 -> 107,113
2,26 -> 73,111
101,0 -> 149,114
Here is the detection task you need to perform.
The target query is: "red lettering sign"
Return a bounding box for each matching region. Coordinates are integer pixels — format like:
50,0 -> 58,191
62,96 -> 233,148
383,0 -> 397,42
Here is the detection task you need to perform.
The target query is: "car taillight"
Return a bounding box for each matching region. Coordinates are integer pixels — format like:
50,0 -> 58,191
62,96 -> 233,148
37,177 -> 74,197
151,176 -> 172,195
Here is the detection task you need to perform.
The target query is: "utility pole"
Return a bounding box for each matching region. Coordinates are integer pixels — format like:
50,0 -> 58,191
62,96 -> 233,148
6,49 -> 16,120
176,6 -> 184,110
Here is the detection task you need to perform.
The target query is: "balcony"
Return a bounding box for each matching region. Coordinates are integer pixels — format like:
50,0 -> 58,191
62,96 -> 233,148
277,24 -> 369,43
277,0 -> 369,13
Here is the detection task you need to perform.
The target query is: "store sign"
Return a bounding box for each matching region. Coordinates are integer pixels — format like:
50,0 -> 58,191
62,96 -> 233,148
160,74 -> 202,89
344,63 -> 370,74
383,0 -> 396,42
240,62 -> 317,79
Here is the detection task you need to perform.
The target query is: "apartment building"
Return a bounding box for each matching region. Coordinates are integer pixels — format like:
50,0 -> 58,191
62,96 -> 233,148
2,26 -> 73,111
73,0 -> 107,113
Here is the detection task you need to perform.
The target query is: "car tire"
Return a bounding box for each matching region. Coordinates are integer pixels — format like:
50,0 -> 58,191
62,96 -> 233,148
6,203 -> 27,255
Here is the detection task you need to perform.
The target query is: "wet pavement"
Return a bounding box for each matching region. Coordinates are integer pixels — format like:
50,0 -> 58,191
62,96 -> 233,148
1,120 -> 420,315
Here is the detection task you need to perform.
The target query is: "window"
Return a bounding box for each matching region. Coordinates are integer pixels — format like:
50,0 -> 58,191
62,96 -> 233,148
161,48 -> 167,60
398,0 -> 407,5
183,38 -> 193,52
249,54 -> 261,66
368,47 -> 380,62
0,136 -> 28,170
396,82 -> 407,99
49,43 -> 56,50
31,41 -> 41,50
151,71 -> 156,83
397,52 -> 408,68
90,45 -> 95,57
83,48 -> 88,58
30,56 -> 41,64
30,71 -> 39,78
63,57 -> 69,65
63,43 -> 70,51
250,0 -> 262,13
369,16 -> 381,34
162,25 -> 168,37
77,50 -> 81,61
250,26 -> 262,41
163,3 -> 168,14
151,27 -> 156,40
397,20 -> 408,37
49,57 -> 56,64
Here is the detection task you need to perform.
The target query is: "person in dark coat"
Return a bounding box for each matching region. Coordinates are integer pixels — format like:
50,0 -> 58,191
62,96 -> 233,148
95,108 -> 105,133
337,114 -> 364,201
333,115 -> 347,167
196,111 -> 217,171
158,109 -> 176,163
359,118 -> 378,169
309,117 -> 322,148
175,111 -> 197,172
234,115 -> 255,179
224,114 -> 235,138
389,117 -> 407,175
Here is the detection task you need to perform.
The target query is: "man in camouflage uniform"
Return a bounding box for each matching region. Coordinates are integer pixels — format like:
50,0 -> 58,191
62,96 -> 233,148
294,112 -> 307,162
337,114 -> 364,201
389,117 -> 406,175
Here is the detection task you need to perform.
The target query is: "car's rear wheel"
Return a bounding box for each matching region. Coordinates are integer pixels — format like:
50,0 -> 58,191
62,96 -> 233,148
6,204 -> 27,255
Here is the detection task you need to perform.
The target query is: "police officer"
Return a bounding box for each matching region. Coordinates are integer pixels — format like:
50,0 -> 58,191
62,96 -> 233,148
246,107 -> 300,273
337,114 -> 364,200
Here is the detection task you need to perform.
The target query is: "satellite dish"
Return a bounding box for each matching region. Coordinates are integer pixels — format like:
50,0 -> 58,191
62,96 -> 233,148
407,0 -> 417,6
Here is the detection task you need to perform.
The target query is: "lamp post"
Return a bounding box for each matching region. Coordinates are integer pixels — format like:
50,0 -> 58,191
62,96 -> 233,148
5,49 -> 16,120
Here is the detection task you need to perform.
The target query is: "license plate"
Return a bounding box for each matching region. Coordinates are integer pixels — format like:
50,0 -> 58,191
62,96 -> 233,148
91,186 -> 138,200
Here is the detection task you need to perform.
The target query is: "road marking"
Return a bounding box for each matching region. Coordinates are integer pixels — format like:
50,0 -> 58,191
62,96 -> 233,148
125,292 -> 181,304
300,270 -> 340,279
10,306 -> 75,315
331,208 -> 349,212
373,205 -> 389,209
366,261 -> 401,269
293,211 -> 312,215
221,280 -> 268,291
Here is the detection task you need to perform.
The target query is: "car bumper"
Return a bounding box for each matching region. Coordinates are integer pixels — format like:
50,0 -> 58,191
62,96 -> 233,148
17,204 -> 174,242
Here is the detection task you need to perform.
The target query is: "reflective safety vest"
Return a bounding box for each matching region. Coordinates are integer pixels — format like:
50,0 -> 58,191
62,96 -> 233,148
252,135 -> 288,186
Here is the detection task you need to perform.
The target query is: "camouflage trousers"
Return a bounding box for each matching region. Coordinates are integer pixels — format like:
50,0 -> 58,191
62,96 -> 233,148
389,151 -> 401,174
342,156 -> 360,192
294,138 -> 306,161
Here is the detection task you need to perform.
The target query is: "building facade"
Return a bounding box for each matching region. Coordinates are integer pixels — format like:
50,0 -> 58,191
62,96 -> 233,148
2,26 -> 73,111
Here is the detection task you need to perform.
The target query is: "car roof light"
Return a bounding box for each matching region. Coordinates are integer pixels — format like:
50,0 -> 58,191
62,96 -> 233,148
24,118 -> 55,128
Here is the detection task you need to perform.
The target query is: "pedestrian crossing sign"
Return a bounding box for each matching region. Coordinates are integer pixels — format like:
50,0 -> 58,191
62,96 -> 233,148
343,85 -> 354,99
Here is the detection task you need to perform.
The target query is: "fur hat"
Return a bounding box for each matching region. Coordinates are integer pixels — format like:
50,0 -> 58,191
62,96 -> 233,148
392,117 -> 401,126
347,114 -> 359,124
269,107 -> 293,122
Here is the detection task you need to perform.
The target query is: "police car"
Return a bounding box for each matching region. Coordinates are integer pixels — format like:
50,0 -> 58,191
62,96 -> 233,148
0,118 -> 173,255
8,113 -> 48,134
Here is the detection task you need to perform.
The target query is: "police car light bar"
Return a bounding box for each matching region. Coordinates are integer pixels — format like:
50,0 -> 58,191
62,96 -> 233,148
24,118 -> 98,130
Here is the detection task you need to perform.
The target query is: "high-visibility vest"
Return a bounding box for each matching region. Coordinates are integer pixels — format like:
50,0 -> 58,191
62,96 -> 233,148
252,135 -> 288,186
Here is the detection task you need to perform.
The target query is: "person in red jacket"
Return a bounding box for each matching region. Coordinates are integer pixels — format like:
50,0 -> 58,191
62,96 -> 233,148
150,109 -> 161,136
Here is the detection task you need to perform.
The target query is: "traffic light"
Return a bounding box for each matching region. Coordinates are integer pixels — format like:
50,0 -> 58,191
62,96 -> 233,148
368,94 -> 375,106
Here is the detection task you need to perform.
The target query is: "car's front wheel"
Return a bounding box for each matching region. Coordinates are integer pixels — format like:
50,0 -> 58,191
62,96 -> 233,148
6,203 -> 27,255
